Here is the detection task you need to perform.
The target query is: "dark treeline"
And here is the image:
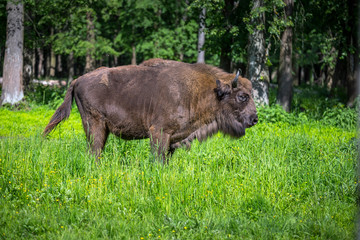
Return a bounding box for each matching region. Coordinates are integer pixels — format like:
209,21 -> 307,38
0,0 -> 358,109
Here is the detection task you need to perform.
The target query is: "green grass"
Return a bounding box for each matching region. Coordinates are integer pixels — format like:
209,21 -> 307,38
0,103 -> 358,239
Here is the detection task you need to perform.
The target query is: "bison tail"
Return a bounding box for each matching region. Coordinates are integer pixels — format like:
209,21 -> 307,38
43,80 -> 77,136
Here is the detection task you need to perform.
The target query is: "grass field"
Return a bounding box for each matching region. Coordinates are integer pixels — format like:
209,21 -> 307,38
0,95 -> 358,239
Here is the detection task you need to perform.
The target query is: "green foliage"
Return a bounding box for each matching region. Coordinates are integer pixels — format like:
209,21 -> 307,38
24,85 -> 67,109
257,104 -> 307,125
262,86 -> 357,130
322,103 -> 358,130
140,20 -> 198,61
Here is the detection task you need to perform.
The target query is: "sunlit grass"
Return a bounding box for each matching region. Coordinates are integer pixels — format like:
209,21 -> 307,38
0,105 -> 357,239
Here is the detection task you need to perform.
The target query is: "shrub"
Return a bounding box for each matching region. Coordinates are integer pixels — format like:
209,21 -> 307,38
321,103 -> 358,130
257,104 -> 308,125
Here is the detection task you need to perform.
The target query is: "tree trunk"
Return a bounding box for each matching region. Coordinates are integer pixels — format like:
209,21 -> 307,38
220,45 -> 232,72
46,49 -> 50,76
197,7 -> 206,63
293,53 -> 299,86
219,0 -> 236,72
37,47 -> 44,78
345,0 -> 359,107
68,52 -> 74,83
131,23 -> 136,65
131,44 -> 136,65
114,55 -> 118,66
246,0 -> 270,105
57,55 -> 62,74
23,48 -> 33,90
49,28 -> 56,77
332,50 -> 347,90
84,10 -> 96,73
276,0 -> 294,112
178,0 -> 189,61
1,0 -> 24,105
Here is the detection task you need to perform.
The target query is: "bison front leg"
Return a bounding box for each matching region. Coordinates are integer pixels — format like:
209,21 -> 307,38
149,126 -> 171,164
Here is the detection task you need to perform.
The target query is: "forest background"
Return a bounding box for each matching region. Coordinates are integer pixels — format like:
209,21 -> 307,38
0,0 -> 359,109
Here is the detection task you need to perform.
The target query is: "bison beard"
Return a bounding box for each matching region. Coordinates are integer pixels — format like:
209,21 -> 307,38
43,59 -> 258,163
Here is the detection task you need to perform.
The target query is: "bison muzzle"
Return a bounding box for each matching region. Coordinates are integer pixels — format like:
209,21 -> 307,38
43,59 -> 258,163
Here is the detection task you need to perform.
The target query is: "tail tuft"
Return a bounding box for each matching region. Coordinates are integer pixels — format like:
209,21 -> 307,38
43,80 -> 76,136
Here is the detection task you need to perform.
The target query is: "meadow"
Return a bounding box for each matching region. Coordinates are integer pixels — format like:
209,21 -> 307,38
0,86 -> 358,239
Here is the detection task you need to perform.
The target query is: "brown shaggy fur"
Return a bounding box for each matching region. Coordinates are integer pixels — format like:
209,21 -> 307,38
43,59 -> 258,163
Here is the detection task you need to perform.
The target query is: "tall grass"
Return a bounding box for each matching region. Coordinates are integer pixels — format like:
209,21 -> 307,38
0,98 -> 358,239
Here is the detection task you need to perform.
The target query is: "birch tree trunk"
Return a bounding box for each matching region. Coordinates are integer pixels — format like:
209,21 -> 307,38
246,0 -> 269,106
276,0 -> 294,112
197,7 -> 206,63
1,0 -> 24,105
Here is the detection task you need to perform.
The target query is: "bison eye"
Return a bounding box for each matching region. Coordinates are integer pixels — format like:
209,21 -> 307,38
236,93 -> 249,103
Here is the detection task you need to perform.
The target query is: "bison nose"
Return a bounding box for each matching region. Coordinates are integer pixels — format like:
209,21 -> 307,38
251,115 -> 258,126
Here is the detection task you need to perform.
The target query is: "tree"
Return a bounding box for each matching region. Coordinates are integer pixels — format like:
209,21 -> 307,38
84,9 -> 96,73
344,0 -> 359,107
246,0 -> 269,105
276,0 -> 294,112
219,0 -> 237,72
49,28 -> 56,77
197,7 -> 206,63
1,0 -> 24,105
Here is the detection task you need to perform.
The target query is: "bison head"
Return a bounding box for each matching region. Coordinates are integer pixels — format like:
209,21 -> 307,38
214,71 -> 258,138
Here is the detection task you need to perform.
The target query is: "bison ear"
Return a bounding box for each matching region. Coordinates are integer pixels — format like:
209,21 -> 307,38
214,79 -> 231,100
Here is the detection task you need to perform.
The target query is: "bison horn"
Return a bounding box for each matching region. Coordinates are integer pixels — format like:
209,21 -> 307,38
232,69 -> 241,88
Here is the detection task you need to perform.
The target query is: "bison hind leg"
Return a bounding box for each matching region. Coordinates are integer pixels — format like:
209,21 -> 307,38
83,116 -> 109,161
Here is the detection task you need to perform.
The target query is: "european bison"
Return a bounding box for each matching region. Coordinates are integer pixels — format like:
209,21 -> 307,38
43,59 -> 258,163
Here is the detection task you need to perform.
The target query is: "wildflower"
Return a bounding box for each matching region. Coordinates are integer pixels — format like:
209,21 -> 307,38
184,226 -> 187,230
